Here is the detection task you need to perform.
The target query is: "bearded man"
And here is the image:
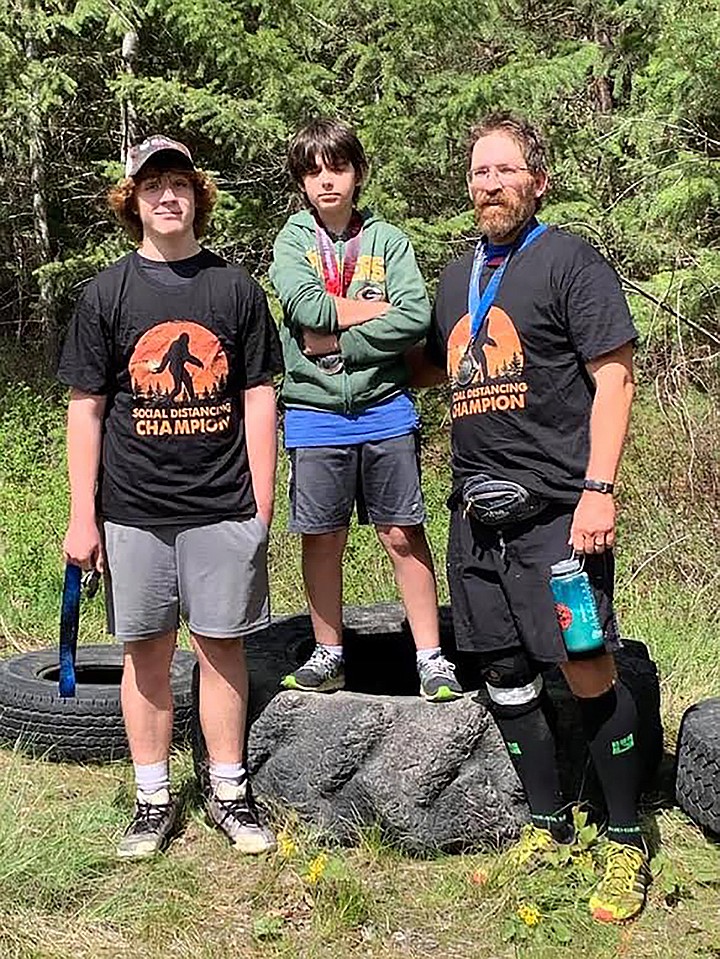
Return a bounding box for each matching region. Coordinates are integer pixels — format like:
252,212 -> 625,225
412,112 -> 650,923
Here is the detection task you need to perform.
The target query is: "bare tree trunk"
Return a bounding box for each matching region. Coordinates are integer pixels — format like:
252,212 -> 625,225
593,24 -> 614,115
26,36 -> 57,368
121,29 -> 139,162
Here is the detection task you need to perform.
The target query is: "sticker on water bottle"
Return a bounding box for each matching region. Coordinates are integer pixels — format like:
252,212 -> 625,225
555,603 -> 573,631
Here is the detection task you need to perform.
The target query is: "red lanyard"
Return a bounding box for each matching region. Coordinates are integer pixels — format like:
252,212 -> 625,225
314,212 -> 363,296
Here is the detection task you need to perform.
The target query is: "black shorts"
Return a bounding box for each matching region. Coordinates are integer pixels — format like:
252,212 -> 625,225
446,505 -> 621,664
288,432 -> 426,534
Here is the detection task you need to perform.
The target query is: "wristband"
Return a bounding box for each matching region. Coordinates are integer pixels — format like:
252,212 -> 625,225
583,478 -> 614,494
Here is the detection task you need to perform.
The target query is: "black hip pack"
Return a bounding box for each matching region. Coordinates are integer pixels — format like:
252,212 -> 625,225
455,473 -> 547,528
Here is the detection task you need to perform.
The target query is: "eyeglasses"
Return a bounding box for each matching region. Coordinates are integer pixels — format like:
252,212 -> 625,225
467,164 -> 530,185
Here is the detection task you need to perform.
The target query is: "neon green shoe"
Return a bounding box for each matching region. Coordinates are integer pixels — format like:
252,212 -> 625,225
489,824 -> 560,886
589,841 -> 651,924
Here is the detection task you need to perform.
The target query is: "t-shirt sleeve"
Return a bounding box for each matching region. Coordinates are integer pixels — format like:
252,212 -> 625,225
241,279 -> 284,388
56,281 -> 113,394
564,255 -> 638,362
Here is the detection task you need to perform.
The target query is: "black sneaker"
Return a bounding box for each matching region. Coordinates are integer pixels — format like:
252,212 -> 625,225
281,645 -> 345,692
116,788 -> 177,860
418,651 -> 463,702
205,779 -> 277,854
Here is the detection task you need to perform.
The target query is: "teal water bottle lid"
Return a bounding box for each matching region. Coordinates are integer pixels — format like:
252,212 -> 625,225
550,557 -> 582,576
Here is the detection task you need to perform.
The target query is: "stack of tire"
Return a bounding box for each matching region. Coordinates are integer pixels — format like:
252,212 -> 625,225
676,699 -> 720,836
0,645 -> 195,762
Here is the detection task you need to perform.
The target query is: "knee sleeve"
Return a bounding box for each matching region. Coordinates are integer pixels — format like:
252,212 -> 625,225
481,650 -> 543,719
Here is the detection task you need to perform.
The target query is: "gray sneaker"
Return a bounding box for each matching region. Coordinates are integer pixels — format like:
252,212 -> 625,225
281,645 -> 345,692
206,779 -> 277,854
116,787 -> 177,860
418,652 -> 463,703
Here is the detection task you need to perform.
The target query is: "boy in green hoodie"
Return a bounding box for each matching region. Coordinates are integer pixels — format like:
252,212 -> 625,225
270,118 -> 461,702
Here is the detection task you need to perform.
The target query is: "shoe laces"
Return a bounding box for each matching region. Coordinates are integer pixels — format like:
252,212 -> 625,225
306,645 -> 341,675
421,652 -> 457,682
601,843 -> 647,893
129,799 -> 173,835
519,824 -> 554,852
213,785 -> 259,828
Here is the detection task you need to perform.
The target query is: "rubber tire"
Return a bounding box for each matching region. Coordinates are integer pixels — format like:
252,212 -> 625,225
676,698 -> 720,835
0,645 -> 195,763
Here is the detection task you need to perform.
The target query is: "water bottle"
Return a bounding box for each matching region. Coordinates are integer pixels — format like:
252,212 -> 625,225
549,557 -> 604,655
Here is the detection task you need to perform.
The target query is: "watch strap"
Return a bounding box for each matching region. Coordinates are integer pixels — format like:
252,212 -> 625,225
583,478 -> 614,494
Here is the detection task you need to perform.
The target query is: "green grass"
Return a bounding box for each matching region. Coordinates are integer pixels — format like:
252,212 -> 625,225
0,367 -> 719,957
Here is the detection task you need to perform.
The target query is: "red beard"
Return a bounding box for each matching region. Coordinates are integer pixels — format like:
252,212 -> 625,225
473,182 -> 537,242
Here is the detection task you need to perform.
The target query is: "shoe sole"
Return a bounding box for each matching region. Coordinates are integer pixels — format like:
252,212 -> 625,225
205,813 -> 277,854
420,685 -> 464,703
591,903 -> 645,924
281,674 -> 345,693
116,830 -> 175,860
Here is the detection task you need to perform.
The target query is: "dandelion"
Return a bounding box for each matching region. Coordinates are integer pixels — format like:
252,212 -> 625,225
277,831 -> 296,858
517,903 -> 542,927
306,852 -> 328,885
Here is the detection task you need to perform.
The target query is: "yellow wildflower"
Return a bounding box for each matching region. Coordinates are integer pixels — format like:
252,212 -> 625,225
277,831 -> 296,858
306,853 -> 328,885
517,903 -> 542,927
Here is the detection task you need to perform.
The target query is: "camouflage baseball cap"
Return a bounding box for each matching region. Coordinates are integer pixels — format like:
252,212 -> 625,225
125,135 -> 194,178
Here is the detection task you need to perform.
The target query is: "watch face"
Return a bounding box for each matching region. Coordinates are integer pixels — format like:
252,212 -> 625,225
315,354 -> 344,375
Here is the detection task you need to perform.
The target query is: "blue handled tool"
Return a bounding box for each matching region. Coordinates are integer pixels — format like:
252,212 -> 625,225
59,563 -> 82,698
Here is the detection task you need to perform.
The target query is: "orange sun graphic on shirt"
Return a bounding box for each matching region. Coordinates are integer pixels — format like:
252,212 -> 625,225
447,306 -> 524,385
129,321 -> 229,403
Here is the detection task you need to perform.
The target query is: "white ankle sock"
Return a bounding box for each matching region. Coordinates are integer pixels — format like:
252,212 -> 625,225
318,643 -> 343,661
134,760 -> 170,799
416,646 -> 441,666
209,761 -> 246,793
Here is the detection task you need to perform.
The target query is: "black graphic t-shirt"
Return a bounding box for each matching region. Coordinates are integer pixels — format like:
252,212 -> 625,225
426,226 -> 637,504
58,250 -> 283,526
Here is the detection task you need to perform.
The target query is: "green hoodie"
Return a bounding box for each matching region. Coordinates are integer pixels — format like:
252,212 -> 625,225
269,209 -> 430,413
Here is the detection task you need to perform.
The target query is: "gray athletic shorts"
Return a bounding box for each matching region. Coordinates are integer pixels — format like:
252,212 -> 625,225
103,517 -> 270,641
288,432 -> 426,534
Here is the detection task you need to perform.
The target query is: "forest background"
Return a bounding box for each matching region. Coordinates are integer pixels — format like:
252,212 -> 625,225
0,1 -> 719,957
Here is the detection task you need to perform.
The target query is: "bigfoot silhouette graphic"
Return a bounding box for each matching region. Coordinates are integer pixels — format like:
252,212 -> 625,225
155,333 -> 204,401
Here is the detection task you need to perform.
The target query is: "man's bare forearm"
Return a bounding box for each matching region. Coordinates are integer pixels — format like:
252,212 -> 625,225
585,343 -> 635,483
67,390 -> 106,522
64,389 -> 106,569
244,382 -> 278,525
569,342 -> 634,553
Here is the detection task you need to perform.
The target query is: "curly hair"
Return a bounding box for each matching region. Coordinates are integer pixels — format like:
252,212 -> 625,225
466,112 -> 549,175
107,167 -> 218,242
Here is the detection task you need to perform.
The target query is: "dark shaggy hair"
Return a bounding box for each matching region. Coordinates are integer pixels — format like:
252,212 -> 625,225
466,112 -> 549,175
287,118 -> 368,204
107,165 -> 218,242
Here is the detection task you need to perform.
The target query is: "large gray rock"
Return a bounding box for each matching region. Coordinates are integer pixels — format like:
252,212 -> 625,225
249,689 -> 527,852
192,603 -> 663,854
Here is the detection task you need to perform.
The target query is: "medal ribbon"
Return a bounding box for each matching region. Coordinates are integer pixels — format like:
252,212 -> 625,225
315,212 -> 363,296
468,219 -> 547,341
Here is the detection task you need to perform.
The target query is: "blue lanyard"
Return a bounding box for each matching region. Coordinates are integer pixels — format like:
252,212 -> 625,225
468,221 -> 547,341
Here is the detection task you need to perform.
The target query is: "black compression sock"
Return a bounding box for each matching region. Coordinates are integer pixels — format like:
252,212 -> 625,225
577,680 -> 643,848
492,694 -> 570,841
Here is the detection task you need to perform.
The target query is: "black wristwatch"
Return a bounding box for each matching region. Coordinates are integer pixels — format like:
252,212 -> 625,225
583,478 -> 615,494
